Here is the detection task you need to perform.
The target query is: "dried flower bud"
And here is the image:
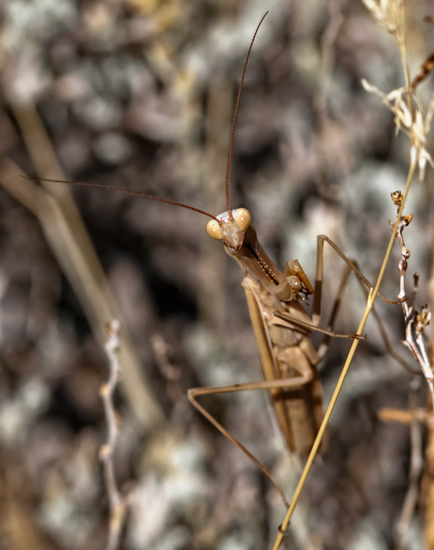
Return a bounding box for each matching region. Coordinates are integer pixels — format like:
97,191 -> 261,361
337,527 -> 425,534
415,306 -> 431,334
401,214 -> 413,226
391,190 -> 403,206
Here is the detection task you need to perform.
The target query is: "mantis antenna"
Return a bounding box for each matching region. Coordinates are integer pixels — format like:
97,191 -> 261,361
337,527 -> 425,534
20,175 -> 219,221
225,11 -> 268,215
22,12 -> 269,226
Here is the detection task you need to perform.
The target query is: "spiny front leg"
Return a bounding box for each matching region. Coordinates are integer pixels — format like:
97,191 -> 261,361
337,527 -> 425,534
274,259 -> 314,302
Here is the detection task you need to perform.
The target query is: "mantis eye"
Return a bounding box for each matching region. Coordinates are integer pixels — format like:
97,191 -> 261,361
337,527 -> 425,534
235,208 -> 251,231
206,219 -> 223,240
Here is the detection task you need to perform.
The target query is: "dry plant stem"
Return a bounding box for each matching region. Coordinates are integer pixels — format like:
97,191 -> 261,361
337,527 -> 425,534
6,103 -> 164,428
431,162 -> 434,375
398,30 -> 411,94
314,0 -> 345,194
100,320 -> 127,550
272,158 -> 416,550
396,219 -> 434,407
395,380 -> 423,550
316,0 -> 345,117
198,74 -> 233,335
379,407 -> 428,423
424,416 -> 434,549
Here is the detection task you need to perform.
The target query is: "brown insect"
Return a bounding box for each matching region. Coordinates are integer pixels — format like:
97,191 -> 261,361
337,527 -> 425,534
27,12 -> 403,506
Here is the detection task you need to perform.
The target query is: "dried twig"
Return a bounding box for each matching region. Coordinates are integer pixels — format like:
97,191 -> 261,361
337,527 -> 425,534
423,416 -> 434,548
100,319 -> 127,550
314,0 -> 345,195
378,191 -> 434,549
395,380 -> 424,550
390,191 -> 434,407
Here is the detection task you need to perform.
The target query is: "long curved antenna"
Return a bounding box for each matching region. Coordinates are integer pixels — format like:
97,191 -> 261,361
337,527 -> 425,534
225,11 -> 268,215
21,176 -> 218,221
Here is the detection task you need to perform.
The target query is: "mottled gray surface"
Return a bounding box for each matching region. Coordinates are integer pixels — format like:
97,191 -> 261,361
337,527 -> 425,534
1,1 -> 434,549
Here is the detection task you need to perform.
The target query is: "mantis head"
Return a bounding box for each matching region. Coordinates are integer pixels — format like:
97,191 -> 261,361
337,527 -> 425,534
206,208 -> 252,250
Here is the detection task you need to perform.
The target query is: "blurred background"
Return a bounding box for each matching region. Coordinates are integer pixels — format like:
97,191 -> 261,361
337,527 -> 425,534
1,1 -> 434,549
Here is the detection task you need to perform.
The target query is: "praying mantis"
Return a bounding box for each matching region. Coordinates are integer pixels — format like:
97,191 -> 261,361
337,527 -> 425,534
28,12 -> 408,507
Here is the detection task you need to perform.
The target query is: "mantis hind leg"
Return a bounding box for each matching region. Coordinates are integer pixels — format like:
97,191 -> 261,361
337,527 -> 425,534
188,372 -> 314,509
